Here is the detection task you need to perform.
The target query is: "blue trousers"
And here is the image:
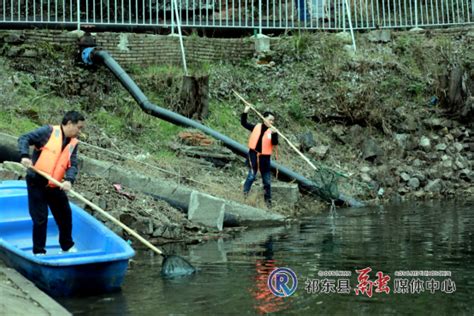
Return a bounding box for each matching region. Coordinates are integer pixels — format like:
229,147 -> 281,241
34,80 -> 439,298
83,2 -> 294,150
243,150 -> 272,203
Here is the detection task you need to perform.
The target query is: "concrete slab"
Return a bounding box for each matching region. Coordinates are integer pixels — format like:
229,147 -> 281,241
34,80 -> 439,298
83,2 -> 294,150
79,156 -> 114,177
271,182 -> 300,205
81,156 -> 194,210
225,201 -> 286,226
240,179 -> 300,206
0,262 -> 71,316
81,156 -> 287,227
188,191 -> 225,231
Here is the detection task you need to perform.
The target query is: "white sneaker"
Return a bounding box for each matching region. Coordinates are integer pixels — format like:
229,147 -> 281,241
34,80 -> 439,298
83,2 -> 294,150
34,253 -> 46,256
60,246 -> 78,254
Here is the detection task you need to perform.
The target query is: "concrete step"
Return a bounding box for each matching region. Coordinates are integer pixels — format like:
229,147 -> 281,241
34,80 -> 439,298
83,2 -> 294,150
0,262 -> 71,316
80,156 -> 288,228
188,191 -> 225,231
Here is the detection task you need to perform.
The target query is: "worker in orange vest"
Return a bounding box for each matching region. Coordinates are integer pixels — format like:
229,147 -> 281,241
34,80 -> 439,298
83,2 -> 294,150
18,111 -> 85,255
241,105 -> 278,208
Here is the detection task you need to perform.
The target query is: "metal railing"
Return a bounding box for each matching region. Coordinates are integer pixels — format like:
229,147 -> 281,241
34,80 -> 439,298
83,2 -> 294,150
0,0 -> 472,31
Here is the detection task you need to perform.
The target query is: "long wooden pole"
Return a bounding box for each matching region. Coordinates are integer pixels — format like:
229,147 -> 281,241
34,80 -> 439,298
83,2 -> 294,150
9,162 -> 164,256
233,89 -> 320,171
233,90 -> 350,179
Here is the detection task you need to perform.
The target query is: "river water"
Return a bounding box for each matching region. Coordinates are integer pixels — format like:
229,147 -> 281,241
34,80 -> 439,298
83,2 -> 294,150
58,201 -> 473,315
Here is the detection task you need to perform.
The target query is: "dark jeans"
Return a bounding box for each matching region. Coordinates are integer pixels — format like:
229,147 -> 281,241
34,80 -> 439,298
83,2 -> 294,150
243,150 -> 272,203
26,177 -> 74,254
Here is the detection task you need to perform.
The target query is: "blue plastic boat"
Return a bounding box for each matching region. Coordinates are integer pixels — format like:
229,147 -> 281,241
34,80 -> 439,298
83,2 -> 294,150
0,180 -> 135,296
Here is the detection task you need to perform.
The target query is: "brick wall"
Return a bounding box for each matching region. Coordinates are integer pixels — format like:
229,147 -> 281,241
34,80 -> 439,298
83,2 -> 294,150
0,29 -> 257,66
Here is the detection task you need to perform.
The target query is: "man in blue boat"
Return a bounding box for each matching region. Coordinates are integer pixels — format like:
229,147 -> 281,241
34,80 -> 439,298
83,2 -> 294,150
241,105 -> 278,208
18,111 -> 85,255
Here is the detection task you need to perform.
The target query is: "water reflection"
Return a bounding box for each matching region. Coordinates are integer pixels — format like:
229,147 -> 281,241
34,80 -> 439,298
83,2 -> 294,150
57,290 -> 129,315
250,237 -> 287,314
59,201 -> 474,315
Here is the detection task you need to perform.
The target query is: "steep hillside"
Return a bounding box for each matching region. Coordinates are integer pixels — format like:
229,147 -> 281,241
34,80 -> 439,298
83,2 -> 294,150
0,28 -> 472,218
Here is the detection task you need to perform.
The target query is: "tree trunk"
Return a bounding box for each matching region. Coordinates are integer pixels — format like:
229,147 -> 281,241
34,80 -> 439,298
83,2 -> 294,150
437,64 -> 473,122
179,75 -> 209,120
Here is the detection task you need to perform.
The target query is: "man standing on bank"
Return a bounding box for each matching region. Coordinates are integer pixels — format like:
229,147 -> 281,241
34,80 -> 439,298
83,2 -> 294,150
241,105 -> 278,208
18,111 -> 85,255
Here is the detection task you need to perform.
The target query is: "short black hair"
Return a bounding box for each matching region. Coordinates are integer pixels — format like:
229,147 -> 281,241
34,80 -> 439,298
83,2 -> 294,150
62,111 -> 85,125
263,111 -> 275,118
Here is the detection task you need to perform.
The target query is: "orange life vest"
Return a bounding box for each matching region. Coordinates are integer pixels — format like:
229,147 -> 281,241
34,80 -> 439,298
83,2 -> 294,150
34,125 -> 78,187
248,123 -> 273,155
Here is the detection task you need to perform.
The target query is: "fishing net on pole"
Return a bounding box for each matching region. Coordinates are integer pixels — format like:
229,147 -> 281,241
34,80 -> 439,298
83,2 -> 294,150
309,166 -> 342,202
161,255 -> 196,277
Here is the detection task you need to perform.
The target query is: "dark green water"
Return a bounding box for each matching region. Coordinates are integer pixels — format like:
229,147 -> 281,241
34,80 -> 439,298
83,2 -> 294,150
59,201 -> 474,315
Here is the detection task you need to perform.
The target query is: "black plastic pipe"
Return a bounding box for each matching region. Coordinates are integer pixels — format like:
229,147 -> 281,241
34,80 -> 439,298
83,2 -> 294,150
92,49 -> 364,207
0,144 -> 20,163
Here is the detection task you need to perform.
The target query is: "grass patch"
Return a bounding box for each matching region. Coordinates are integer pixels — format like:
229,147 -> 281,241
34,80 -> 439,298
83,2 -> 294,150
141,64 -> 184,77
205,101 -> 246,143
152,149 -> 178,164
94,110 -> 126,136
146,120 -> 182,144
0,110 -> 38,135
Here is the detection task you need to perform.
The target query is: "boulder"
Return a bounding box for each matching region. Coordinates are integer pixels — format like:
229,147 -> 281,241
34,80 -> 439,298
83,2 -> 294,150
419,136 -> 431,150
453,142 -> 464,152
299,132 -> 316,152
425,179 -> 443,193
435,143 -> 447,151
360,173 -> 372,182
400,172 -> 411,182
394,133 -> 409,149
459,169 -> 473,182
309,145 -> 329,159
361,138 -> 383,162
412,159 -> 424,167
408,178 -> 420,189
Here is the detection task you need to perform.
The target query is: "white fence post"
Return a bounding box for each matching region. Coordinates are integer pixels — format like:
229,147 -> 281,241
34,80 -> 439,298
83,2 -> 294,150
415,0 -> 418,27
345,0 -> 357,51
77,0 -> 80,30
